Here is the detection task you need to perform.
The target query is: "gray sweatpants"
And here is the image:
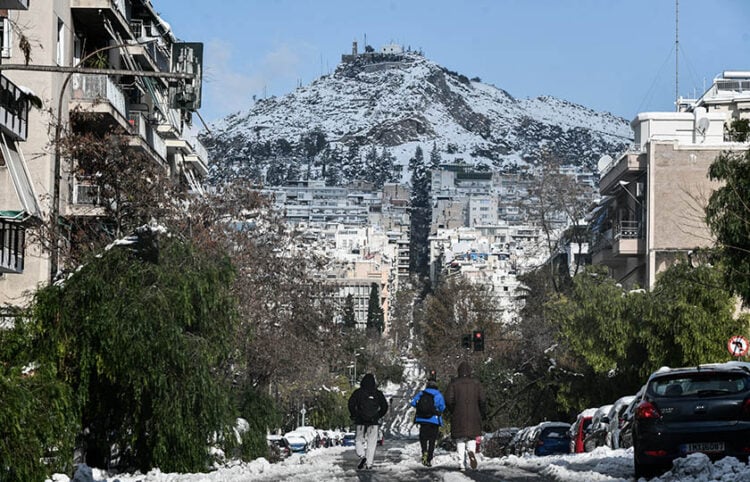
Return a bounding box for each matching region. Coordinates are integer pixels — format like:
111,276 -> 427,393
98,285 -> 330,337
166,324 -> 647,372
355,424 -> 379,467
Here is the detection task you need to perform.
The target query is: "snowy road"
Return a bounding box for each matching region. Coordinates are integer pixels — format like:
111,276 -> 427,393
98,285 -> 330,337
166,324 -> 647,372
247,438 -> 555,481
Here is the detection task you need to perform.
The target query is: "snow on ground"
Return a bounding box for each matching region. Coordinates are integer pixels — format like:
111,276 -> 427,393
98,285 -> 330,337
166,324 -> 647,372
49,443 -> 750,482
45,359 -> 750,481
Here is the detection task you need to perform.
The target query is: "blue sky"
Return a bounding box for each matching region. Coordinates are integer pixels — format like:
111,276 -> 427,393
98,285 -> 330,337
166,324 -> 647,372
153,0 -> 750,124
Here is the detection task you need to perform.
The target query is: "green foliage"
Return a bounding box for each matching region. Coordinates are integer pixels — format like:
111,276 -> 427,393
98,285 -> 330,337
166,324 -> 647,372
551,263 -> 746,412
342,294 -> 356,330
237,388 -> 281,460
366,282 -> 384,336
0,323 -> 76,481
409,145 -> 432,282
706,148 -> 750,304
306,383 -> 351,430
641,262 -> 746,370
28,236 -> 238,473
552,266 -> 634,374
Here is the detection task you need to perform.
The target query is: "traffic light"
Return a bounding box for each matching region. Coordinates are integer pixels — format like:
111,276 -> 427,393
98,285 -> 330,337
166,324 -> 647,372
473,330 -> 484,351
461,333 -> 471,349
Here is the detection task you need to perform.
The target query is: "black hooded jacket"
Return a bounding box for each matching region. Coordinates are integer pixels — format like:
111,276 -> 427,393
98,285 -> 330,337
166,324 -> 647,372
348,373 -> 389,426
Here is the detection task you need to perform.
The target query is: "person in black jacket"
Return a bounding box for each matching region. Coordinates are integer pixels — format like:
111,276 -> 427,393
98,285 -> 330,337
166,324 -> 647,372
348,373 -> 388,470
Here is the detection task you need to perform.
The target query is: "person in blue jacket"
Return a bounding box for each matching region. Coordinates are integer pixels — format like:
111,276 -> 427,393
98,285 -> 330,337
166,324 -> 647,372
410,370 -> 446,467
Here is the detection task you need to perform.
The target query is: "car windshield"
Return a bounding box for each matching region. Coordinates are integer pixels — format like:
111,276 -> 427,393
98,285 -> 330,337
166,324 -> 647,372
650,372 -> 750,397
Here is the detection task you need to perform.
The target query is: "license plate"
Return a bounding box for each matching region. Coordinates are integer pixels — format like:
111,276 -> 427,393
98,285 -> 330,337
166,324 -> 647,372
681,442 -> 725,454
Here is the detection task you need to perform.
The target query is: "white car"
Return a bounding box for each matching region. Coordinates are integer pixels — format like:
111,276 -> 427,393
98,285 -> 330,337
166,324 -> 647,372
605,395 -> 635,449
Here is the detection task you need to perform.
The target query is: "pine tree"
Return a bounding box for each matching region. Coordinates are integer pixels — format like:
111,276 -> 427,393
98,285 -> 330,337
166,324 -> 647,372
409,146 -> 432,284
343,293 -> 357,330
366,282 -> 384,336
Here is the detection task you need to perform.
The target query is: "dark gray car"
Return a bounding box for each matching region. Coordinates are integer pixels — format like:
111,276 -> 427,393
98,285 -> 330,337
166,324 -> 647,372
633,362 -> 750,478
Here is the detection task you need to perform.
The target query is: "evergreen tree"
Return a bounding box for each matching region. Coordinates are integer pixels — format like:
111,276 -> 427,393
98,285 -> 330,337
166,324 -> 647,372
409,145 -> 432,284
27,235 -> 238,473
343,293 -> 357,330
429,142 -> 442,169
706,148 -> 750,304
366,282 -> 384,336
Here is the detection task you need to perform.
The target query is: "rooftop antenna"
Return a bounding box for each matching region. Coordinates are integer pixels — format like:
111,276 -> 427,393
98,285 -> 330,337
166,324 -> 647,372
675,0 -> 679,111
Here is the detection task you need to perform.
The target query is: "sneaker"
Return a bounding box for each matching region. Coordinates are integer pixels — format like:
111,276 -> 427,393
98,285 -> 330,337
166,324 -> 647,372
421,452 -> 429,466
357,457 -> 367,470
468,451 -> 477,470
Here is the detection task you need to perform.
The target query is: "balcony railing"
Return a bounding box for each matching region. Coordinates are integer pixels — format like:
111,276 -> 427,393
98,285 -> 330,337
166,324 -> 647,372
70,74 -> 127,120
0,217 -> 25,273
0,75 -> 29,140
128,111 -> 167,161
614,220 -> 642,240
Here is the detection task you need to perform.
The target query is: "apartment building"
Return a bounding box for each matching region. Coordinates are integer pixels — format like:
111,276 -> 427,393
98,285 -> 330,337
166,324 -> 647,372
0,0 -> 209,308
591,71 -> 750,289
0,0 -> 35,284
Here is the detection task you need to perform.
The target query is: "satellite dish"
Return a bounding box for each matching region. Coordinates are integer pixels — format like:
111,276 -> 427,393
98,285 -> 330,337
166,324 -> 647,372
696,117 -> 710,135
597,155 -> 613,173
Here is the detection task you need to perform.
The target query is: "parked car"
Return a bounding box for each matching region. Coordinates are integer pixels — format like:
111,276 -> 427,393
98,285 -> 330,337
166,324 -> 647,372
618,386 -> 645,450
633,362 -> 750,479
267,434 -> 291,458
284,433 -> 308,453
531,422 -> 571,456
583,404 -> 613,452
505,426 -> 532,455
483,427 -> 520,457
341,432 -> 356,447
568,408 -> 597,453
606,395 -> 636,449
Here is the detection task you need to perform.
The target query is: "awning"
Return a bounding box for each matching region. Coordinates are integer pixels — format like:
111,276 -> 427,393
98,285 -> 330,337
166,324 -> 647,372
2,131 -> 41,220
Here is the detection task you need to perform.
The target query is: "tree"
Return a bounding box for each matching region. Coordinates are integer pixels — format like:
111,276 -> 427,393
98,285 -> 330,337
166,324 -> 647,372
419,277 -> 500,382
366,282 -> 384,336
521,156 -> 595,290
706,148 -> 750,304
27,235 -> 238,473
409,146 -> 432,285
343,293 -> 357,330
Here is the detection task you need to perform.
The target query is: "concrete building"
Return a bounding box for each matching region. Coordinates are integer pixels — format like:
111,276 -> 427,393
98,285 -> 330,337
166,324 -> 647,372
0,0 -> 37,284
591,71 -> 750,289
0,0 -> 209,308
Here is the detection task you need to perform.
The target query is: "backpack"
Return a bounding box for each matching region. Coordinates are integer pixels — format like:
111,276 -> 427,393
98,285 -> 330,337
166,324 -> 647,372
415,390 -> 437,419
358,393 -> 381,423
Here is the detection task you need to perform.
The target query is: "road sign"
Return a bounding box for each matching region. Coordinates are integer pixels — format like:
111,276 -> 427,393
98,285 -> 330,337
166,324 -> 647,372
727,335 -> 749,357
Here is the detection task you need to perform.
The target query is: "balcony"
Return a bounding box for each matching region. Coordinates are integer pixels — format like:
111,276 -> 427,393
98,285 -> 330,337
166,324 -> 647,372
0,75 -> 29,141
600,150 -> 646,195
0,215 -> 25,274
127,112 -> 167,163
612,220 -> 645,256
0,0 -> 29,9
70,73 -> 127,124
71,0 -> 132,40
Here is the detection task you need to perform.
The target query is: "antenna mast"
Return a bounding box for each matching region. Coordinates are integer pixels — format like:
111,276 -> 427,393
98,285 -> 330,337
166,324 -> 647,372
675,0 -> 679,111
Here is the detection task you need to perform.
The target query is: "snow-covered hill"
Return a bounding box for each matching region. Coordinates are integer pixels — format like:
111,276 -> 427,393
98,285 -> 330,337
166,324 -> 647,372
204,50 -> 632,184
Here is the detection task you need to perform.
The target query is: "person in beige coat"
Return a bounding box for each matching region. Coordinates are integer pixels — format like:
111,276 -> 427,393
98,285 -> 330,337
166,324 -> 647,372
445,361 -> 487,470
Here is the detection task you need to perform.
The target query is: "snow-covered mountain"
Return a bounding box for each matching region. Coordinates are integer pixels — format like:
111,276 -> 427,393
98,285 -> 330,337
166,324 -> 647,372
203,50 -> 632,184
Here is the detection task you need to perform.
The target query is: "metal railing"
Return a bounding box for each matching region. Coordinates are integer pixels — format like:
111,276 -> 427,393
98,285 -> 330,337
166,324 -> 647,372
614,220 -> 642,240
70,74 -> 127,119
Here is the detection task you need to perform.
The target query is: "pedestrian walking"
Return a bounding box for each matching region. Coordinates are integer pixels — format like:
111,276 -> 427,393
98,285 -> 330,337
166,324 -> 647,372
410,370 -> 445,467
347,373 -> 388,470
445,361 -> 486,471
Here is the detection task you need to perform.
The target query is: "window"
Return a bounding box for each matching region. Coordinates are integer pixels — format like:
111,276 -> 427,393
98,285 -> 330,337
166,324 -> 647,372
56,18 -> 65,65
0,18 -> 12,58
